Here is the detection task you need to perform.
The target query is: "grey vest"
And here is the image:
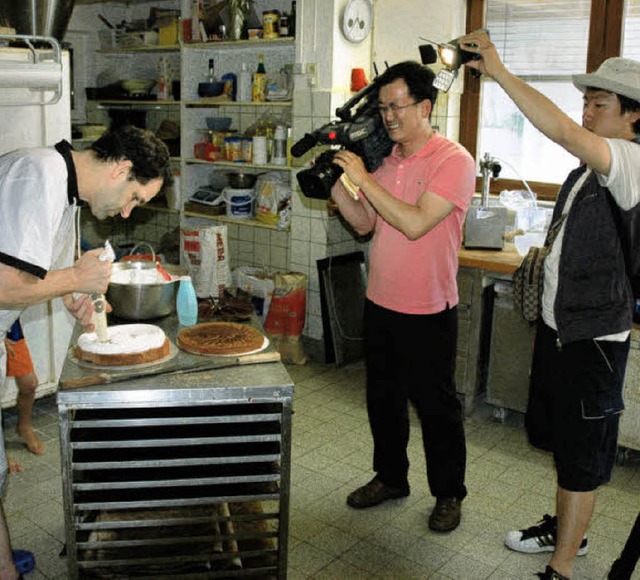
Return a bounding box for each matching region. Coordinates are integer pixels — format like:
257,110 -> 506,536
552,164 -> 634,344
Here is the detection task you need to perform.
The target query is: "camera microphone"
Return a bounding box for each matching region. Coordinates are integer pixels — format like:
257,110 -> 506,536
291,133 -> 318,158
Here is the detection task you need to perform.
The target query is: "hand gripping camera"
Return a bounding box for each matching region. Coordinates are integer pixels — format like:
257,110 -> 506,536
292,78 -> 393,200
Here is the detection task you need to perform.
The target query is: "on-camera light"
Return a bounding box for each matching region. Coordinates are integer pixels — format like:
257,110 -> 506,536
420,30 -> 488,93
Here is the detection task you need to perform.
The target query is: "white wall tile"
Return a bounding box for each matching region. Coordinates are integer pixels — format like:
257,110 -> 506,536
305,313 -> 324,340
311,90 -> 332,117
270,229 -> 289,248
291,242 -> 309,267
291,215 -> 311,241
310,216 -> 328,243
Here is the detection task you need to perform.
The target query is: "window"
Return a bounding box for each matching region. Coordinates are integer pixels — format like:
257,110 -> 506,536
461,0 -> 628,200
622,0 -> 640,59
479,1 -> 590,185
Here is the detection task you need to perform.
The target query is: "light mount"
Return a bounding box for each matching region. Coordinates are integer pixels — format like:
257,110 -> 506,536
418,30 -> 488,92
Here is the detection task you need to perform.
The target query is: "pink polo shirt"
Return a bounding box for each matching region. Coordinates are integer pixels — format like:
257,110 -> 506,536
366,133 -> 476,314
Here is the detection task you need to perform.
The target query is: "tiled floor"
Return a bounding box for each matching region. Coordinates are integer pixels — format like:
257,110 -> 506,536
2,359 -> 640,579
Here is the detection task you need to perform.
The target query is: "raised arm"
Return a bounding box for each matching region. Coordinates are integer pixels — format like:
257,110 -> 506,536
459,30 -> 613,175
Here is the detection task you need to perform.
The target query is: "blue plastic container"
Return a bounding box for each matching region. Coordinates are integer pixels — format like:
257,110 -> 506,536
177,276 -> 198,326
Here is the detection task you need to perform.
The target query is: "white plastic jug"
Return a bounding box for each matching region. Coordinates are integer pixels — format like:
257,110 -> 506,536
222,187 -> 255,218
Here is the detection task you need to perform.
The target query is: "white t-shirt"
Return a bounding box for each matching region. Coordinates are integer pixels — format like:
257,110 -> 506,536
542,138 -> 640,340
0,147 -> 77,338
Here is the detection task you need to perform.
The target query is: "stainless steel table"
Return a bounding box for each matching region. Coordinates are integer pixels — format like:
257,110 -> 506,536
57,315 -> 294,579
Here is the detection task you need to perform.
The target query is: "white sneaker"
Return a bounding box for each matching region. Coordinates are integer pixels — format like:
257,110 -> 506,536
505,514 -> 589,556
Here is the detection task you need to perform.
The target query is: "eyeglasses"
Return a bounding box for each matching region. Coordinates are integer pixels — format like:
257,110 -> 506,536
377,101 -> 421,116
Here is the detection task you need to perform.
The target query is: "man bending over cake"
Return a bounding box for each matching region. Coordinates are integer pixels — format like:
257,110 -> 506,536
0,126 -> 172,580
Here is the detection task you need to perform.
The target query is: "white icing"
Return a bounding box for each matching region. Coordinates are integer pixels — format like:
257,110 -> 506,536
78,324 -> 166,355
110,268 -> 161,285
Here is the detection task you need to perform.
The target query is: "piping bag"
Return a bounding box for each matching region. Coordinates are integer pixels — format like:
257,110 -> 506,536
91,240 -> 115,342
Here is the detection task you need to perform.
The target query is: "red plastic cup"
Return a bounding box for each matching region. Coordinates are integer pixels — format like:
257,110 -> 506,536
351,68 -> 368,92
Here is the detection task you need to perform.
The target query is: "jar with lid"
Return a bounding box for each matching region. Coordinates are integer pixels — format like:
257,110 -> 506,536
262,10 -> 280,39
279,14 -> 289,37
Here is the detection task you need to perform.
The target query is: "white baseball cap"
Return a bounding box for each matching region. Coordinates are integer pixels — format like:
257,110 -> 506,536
573,57 -> 640,103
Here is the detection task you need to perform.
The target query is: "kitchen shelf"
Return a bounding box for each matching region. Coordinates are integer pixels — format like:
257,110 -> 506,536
97,45 -> 180,54
185,159 -> 293,171
183,210 -> 288,231
185,100 -> 292,108
95,100 -> 181,107
184,38 -> 295,49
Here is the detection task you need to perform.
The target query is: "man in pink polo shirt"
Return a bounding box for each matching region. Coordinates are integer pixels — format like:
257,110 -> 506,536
331,60 -> 476,532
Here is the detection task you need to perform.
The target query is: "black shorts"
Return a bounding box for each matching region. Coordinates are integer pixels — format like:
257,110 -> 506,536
526,322 -> 629,492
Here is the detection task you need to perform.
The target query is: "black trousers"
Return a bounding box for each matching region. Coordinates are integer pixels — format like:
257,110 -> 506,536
364,299 -> 467,500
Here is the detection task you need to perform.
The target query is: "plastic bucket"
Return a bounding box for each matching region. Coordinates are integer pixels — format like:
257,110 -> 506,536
223,187 -> 254,218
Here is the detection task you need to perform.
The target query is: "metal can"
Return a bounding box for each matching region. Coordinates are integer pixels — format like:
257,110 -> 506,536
262,10 -> 279,39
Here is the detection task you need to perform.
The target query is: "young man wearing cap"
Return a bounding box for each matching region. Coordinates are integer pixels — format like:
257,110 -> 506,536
460,32 -> 640,580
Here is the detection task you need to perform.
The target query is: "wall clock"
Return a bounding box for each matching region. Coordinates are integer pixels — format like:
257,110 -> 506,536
341,0 -> 373,44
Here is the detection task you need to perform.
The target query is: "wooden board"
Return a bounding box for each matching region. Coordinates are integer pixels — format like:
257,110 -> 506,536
458,242 -> 523,274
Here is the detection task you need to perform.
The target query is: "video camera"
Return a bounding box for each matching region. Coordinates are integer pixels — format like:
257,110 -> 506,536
292,78 -> 393,200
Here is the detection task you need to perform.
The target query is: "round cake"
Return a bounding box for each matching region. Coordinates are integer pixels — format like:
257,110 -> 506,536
75,324 -> 170,366
177,322 -> 266,356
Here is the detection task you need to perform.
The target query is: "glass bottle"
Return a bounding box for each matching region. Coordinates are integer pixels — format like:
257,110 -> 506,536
252,54 -> 266,102
290,1 -> 296,37
208,58 -> 216,82
177,276 -> 198,326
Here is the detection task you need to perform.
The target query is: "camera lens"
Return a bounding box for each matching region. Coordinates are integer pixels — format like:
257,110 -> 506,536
296,150 -> 343,199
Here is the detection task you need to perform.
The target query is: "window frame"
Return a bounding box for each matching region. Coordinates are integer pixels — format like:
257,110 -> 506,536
460,0 -> 625,200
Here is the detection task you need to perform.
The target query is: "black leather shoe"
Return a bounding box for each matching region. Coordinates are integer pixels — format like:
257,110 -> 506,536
428,497 -> 462,532
537,565 -> 570,579
346,477 -> 409,509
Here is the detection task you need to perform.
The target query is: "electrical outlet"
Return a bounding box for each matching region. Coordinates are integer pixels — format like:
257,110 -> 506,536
306,63 -> 317,86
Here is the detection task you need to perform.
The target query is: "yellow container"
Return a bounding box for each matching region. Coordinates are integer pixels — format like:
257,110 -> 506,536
158,19 -> 179,45
262,11 -> 279,39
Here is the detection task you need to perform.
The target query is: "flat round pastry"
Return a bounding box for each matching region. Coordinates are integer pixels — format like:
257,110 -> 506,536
75,324 -> 169,366
177,322 -> 266,356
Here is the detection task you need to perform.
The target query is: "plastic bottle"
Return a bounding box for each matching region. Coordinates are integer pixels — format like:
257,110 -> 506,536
238,62 -> 252,102
157,57 -> 171,100
177,275 -> 198,326
252,54 -> 266,102
272,125 -> 287,165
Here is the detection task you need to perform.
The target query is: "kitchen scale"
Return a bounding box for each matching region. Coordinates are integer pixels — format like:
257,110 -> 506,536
464,153 -> 506,250
189,186 -> 224,206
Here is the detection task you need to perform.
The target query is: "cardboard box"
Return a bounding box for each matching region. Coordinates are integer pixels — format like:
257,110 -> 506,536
118,31 -> 159,48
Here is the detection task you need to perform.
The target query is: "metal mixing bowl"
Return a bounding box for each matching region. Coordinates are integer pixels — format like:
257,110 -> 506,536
226,172 -> 257,189
107,263 -> 187,321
